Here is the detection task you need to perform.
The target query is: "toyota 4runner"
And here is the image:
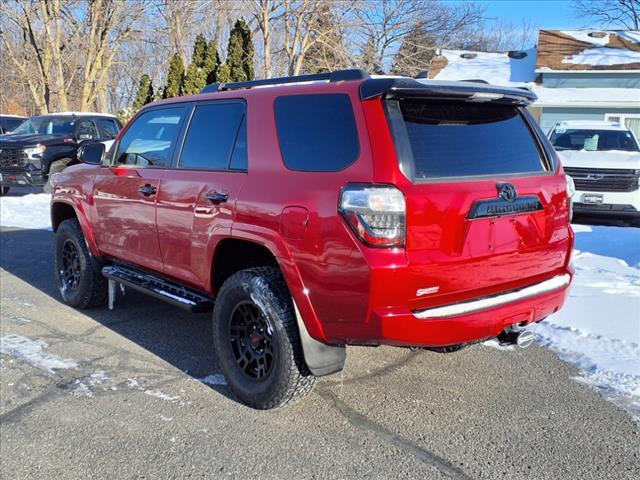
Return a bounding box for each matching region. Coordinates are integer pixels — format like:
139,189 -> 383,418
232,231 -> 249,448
50,70 -> 574,409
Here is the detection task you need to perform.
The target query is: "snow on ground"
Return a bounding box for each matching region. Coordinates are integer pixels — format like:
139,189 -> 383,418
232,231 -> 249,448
0,193 -> 52,230
530,225 -> 640,421
0,193 -> 638,419
562,46 -> 640,66
0,334 -> 78,374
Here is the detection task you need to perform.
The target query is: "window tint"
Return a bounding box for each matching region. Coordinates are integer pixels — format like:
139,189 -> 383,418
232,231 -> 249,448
76,119 -> 99,140
550,129 -> 639,152
274,94 -> 359,171
179,103 -> 244,170
114,107 -> 184,168
97,118 -> 120,139
12,116 -> 74,135
387,100 -> 546,180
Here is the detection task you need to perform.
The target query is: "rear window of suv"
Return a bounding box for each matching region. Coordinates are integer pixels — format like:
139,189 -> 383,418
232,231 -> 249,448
386,100 -> 548,181
274,94 -> 359,171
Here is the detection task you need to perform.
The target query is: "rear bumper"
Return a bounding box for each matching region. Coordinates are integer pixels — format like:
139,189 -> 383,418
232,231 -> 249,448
328,269 -> 572,348
0,168 -> 45,187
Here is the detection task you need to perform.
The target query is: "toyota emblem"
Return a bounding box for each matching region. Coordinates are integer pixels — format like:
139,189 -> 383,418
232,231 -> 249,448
497,182 -> 517,202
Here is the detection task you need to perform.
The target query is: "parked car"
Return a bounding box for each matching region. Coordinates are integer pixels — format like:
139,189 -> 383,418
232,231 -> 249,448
0,112 -> 121,195
0,114 -> 26,134
549,120 -> 640,226
50,70 -> 574,409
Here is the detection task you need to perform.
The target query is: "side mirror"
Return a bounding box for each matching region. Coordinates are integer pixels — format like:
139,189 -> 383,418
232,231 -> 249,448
78,142 -> 105,165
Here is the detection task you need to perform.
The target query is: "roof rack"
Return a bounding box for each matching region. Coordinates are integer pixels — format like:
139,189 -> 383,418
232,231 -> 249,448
200,69 -> 370,94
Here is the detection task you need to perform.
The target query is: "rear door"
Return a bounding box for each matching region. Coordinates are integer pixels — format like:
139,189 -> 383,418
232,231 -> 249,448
384,98 -> 571,307
93,106 -> 188,272
155,100 -> 247,290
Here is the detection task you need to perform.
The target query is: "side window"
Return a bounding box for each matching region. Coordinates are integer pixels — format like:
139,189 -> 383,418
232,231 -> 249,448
229,116 -> 247,170
97,118 -> 121,139
179,102 -> 245,170
75,119 -> 100,141
274,94 -> 359,171
114,107 -> 185,168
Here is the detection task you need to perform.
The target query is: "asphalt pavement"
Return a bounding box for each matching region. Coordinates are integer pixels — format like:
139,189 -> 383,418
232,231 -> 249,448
1,226 -> 638,479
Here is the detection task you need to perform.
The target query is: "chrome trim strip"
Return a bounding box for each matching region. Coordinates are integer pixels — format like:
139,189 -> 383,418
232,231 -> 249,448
413,274 -> 571,319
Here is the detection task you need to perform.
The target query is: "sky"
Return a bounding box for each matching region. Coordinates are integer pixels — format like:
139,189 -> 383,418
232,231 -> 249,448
444,0 -> 587,30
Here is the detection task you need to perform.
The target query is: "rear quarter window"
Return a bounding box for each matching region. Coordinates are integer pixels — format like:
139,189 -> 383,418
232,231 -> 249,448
274,94 -> 359,172
386,100 -> 548,181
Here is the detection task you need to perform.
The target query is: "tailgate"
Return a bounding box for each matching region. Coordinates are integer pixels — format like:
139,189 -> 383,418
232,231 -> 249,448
383,97 -> 572,308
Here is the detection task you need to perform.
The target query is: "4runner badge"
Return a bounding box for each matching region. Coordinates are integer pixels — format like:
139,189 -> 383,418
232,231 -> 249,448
497,182 -> 517,202
416,286 -> 440,297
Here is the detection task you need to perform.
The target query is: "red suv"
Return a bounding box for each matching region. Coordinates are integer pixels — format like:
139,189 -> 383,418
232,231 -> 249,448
50,70 -> 574,409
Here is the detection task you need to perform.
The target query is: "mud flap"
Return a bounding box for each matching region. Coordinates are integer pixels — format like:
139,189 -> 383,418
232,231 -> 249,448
293,300 -> 346,376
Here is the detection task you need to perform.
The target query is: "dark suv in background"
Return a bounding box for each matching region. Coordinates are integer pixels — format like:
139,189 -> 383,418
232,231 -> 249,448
0,112 -> 121,195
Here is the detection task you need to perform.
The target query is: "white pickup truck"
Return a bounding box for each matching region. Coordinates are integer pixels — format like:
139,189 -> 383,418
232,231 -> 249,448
548,120 -> 640,226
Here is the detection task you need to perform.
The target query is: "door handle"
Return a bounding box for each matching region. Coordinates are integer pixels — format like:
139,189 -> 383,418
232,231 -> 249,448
205,192 -> 228,204
138,184 -> 157,196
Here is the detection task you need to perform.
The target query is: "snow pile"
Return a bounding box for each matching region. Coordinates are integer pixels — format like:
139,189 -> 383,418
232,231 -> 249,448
560,30 -> 612,47
432,48 -> 536,86
619,31 -> 640,43
0,334 -> 78,374
0,193 -> 52,230
562,47 -> 640,66
531,226 -> 640,421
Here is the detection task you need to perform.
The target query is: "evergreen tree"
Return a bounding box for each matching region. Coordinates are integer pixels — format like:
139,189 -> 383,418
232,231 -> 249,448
132,74 -> 154,111
360,36 -> 384,74
216,63 -> 231,84
303,6 -> 346,74
183,34 -> 209,95
204,39 -> 221,84
391,22 -> 435,77
164,53 -> 185,98
225,19 -> 254,82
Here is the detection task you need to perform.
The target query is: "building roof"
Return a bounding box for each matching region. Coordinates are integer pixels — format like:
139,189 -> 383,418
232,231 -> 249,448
428,48 -> 536,86
535,30 -> 640,71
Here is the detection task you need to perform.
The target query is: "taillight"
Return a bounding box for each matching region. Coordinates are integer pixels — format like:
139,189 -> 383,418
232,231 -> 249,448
339,183 -> 406,247
565,174 -> 575,222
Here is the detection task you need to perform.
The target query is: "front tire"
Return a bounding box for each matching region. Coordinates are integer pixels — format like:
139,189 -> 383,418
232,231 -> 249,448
54,219 -> 107,308
44,159 -> 71,194
0,187 -> 9,196
212,267 -> 316,409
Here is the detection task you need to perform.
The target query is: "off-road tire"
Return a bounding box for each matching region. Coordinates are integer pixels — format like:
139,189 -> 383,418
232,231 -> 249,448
54,218 -> 107,308
213,267 -> 316,409
0,187 -> 9,196
44,159 -> 71,194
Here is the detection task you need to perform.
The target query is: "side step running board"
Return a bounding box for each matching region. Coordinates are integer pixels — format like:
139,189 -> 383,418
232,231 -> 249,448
102,265 -> 214,313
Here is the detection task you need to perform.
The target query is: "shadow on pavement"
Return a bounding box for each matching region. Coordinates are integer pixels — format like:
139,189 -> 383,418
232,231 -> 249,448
0,227 -> 234,401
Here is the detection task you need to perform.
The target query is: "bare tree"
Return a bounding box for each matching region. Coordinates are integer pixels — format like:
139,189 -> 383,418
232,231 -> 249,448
573,0 -> 639,29
353,0 -> 484,73
251,0 -> 284,78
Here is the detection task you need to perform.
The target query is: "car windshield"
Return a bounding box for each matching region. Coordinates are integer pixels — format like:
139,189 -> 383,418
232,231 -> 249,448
550,129 -> 639,152
11,116 -> 75,136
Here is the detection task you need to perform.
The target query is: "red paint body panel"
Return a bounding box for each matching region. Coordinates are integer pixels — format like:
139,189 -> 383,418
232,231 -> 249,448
51,78 -> 574,348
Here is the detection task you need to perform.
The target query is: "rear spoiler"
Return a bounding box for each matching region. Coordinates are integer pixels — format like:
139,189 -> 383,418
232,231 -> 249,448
360,78 -> 537,106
